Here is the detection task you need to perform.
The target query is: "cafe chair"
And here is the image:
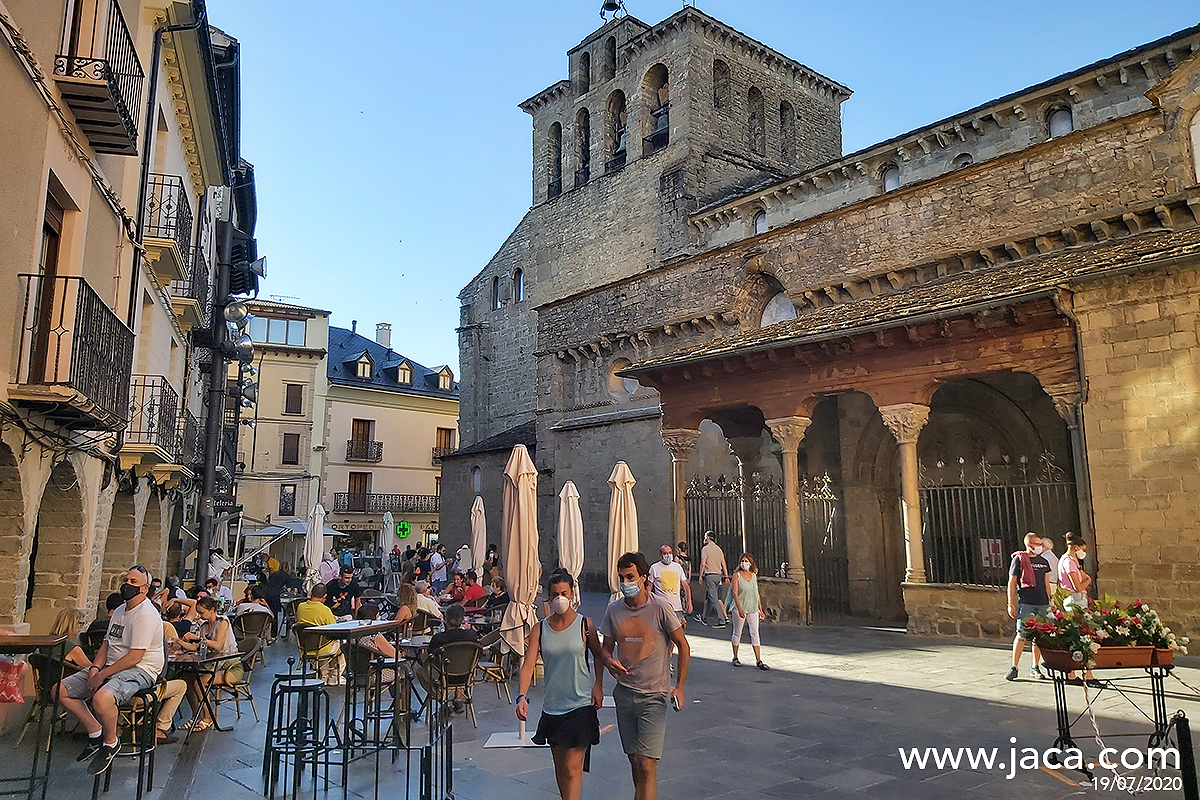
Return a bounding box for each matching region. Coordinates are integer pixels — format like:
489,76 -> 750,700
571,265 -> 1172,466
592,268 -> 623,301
213,636 -> 261,723
430,641 -> 482,728
475,630 -> 512,703
293,624 -> 342,684
81,629 -> 106,660
91,683 -> 161,800
410,611 -> 436,636
233,612 -> 273,659
17,653 -> 77,751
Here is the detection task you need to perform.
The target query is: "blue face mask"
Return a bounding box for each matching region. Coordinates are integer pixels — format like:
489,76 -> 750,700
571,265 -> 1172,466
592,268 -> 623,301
620,581 -> 640,598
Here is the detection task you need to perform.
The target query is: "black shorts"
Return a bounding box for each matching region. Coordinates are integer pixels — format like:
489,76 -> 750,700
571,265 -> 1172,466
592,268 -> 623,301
532,705 -> 600,769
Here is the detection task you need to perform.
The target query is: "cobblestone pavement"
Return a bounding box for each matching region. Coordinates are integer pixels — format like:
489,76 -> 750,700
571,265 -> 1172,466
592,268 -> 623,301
23,593 -> 1200,799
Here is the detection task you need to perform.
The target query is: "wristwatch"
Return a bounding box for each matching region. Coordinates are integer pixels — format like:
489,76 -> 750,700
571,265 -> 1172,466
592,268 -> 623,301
515,694 -> 526,703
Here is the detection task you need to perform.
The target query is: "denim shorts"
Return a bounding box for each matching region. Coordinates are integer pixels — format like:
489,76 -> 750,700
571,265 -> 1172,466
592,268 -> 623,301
1016,603 -> 1049,632
613,683 -> 668,760
61,666 -> 156,705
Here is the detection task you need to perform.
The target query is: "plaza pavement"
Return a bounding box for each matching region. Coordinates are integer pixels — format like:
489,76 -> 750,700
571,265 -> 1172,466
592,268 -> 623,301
28,592 -> 1200,800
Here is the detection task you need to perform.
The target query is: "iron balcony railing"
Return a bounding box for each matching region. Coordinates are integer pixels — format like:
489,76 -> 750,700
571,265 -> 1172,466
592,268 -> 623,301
53,0 -> 143,153
169,247 -> 212,317
14,274 -> 134,427
144,174 -> 194,258
431,446 -> 454,463
333,493 -> 440,514
346,439 -> 384,462
178,409 -> 202,466
125,375 -> 179,454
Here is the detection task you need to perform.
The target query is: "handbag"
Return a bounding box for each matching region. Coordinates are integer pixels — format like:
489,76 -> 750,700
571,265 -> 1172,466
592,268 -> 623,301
0,658 -> 27,703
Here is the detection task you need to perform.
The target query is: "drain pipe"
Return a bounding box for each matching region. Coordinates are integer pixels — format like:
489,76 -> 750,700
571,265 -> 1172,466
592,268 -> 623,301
126,8 -> 207,328
1051,288 -> 1099,592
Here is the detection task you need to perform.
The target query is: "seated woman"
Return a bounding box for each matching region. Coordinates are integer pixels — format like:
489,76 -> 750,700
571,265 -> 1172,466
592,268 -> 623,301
393,584 -> 418,630
48,608 -> 92,670
177,596 -> 243,730
439,572 -> 467,605
354,604 -> 402,686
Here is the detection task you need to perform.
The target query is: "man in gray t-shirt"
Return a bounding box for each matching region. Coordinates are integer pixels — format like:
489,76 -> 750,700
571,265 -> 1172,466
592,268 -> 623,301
600,551 -> 690,799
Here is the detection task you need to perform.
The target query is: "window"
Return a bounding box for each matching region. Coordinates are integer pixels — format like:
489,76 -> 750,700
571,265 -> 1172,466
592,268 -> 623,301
753,211 -> 767,235
575,108 -> 591,186
356,355 -> 372,379
760,292 -> 798,327
578,51 -> 590,95
881,164 -> 900,192
284,383 -> 303,415
642,64 -> 669,154
779,101 -> 795,160
1048,106 -> 1073,138
396,361 -> 412,384
281,433 -> 300,465
747,87 -> 765,155
287,319 -> 306,346
548,122 -> 563,199
247,314 -> 266,342
492,276 -> 501,310
603,37 -> 616,81
472,466 -> 483,493
436,428 -> 456,450
435,476 -> 441,496
279,485 -> 296,516
513,269 -> 524,303
347,472 -> 369,511
32,195 -> 63,377
606,90 -> 627,170
251,316 -> 306,345
713,60 -> 730,110
608,358 -> 639,397
953,153 -> 974,169
437,369 -> 453,391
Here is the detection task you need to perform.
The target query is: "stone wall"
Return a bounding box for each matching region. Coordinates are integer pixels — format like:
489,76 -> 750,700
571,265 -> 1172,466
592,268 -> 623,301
1074,267 -> 1200,638
902,583 -> 1010,639
757,577 -> 806,624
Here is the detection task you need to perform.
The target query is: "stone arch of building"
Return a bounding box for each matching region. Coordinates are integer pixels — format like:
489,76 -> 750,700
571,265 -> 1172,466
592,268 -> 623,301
27,459 -> 85,632
136,490 -> 170,580
641,63 -> 669,153
0,443 -> 25,625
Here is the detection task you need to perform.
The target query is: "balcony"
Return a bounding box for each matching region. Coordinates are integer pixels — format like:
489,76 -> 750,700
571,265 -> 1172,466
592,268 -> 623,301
332,493 -> 440,515
346,439 -> 383,462
52,0 -> 143,155
169,248 -> 211,330
143,174 -> 194,282
120,375 -> 179,465
431,446 -> 454,464
11,274 -> 133,430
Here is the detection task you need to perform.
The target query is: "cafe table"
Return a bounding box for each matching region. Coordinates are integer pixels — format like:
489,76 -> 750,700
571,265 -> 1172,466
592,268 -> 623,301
166,651 -> 235,741
0,634 -> 67,800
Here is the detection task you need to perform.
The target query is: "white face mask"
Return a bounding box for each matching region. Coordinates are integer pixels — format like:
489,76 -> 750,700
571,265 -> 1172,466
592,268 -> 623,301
549,596 -> 570,615
740,561 -> 751,571
1031,546 -> 1043,555
661,554 -> 673,565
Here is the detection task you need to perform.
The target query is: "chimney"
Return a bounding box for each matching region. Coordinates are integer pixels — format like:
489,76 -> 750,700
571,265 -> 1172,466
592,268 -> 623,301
351,320 -> 357,334
375,322 -> 391,348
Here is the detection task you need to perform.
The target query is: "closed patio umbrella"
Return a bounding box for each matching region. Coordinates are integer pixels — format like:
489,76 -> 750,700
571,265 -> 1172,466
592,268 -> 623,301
470,495 -> 487,573
500,445 -> 540,657
606,461 -> 638,600
557,481 -> 584,598
304,502 -> 326,591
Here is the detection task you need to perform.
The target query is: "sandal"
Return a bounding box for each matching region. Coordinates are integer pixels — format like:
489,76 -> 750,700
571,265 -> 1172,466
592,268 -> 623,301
731,657 -> 741,666
184,718 -> 211,732
757,662 -> 771,671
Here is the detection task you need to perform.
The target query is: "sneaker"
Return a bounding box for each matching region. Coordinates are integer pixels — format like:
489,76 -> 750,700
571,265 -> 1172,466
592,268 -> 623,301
757,662 -> 771,671
88,743 -> 119,776
712,620 -> 729,629
77,738 -> 103,763
1030,666 -> 1046,680
1004,666 -> 1018,681
692,614 -> 704,625
1086,679 -> 1106,690
731,657 -> 741,666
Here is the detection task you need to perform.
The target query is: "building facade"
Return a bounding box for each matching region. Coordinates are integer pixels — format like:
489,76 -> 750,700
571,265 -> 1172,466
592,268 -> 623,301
446,7 -> 1200,638
0,0 -> 254,632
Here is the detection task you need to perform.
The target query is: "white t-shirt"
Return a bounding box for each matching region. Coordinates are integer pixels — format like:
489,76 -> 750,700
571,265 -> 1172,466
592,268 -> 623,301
430,552 -> 447,582
415,593 -> 443,619
1042,550 -> 1060,583
106,598 -> 165,679
648,561 -> 688,612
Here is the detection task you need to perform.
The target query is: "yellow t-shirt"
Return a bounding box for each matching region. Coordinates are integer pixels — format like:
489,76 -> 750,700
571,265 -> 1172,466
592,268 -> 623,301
295,599 -> 338,655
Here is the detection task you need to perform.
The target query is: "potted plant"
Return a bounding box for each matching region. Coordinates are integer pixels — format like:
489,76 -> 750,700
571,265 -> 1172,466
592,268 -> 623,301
1021,593 -> 1188,671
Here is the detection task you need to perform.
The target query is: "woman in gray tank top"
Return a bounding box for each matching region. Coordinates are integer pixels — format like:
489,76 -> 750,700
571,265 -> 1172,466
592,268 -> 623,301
515,570 -> 627,800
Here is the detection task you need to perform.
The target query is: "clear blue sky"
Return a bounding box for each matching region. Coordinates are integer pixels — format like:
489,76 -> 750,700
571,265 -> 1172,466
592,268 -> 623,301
205,0 -> 1198,371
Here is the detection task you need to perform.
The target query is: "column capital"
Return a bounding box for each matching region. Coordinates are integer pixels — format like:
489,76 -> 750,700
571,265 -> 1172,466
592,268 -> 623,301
879,403 -> 930,445
1041,383 -> 1082,427
765,416 -> 811,454
660,428 -> 699,458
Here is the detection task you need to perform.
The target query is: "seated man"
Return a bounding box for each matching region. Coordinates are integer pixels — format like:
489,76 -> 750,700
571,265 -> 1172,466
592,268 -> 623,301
325,566 -> 362,621
415,603 -> 479,709
413,581 -> 443,620
58,566 -> 164,775
295,584 -> 344,684
459,571 -> 487,612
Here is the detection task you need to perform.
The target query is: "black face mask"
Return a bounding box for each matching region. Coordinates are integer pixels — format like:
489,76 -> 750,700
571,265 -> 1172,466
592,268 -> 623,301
120,583 -> 142,602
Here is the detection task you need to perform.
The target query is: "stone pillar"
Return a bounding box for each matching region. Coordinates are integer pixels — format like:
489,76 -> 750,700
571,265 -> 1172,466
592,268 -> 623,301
765,416 -> 811,621
1045,383 -> 1096,588
879,403 -> 931,584
661,429 -> 699,550
726,436 -> 761,555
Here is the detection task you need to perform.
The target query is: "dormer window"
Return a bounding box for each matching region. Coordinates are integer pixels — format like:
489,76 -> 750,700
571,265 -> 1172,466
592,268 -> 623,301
881,164 -> 900,192
355,355 -> 372,379
753,211 -> 767,235
1047,106 -> 1073,138
396,361 -> 412,384
437,367 -> 453,391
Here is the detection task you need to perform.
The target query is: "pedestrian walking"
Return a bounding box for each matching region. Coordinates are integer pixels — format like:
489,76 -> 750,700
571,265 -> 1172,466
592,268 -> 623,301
730,553 -> 769,670
675,540 -> 691,580
1040,535 -> 1060,592
1005,532 -> 1052,681
648,544 -> 693,629
697,531 -> 728,627
515,571 -> 626,800
599,552 -> 690,800
1058,532 -> 1103,688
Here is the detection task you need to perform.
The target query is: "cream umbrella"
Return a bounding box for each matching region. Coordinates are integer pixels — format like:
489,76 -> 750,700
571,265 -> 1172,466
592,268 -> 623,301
500,445 -> 540,657
606,461 -> 639,600
304,502 -> 327,591
470,495 -> 487,573
557,481 -> 584,599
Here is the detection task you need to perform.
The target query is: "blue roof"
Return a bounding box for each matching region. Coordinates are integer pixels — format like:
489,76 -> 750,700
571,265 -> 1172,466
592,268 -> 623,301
327,326 -> 459,398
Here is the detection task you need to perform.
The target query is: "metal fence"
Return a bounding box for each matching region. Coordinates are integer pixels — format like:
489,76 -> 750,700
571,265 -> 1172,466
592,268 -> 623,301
333,494 -> 440,514
919,454 -> 1079,586
126,375 -> 179,453
144,173 -> 194,256
346,439 -> 384,462
54,0 -> 144,143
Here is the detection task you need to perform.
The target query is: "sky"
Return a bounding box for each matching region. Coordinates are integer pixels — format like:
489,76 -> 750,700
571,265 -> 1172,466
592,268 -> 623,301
204,0 -> 1199,372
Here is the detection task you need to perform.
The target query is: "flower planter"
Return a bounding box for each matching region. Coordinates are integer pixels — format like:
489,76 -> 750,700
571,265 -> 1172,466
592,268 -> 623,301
1041,646 -> 1174,671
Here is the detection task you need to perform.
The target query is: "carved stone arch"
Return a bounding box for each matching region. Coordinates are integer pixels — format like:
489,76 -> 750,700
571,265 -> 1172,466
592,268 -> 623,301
0,441 -> 26,625
27,458 -> 85,631
728,270 -> 790,327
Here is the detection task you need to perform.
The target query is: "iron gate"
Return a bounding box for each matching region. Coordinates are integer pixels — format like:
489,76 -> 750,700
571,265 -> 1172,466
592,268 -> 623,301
919,453 -> 1080,587
686,473 -> 850,621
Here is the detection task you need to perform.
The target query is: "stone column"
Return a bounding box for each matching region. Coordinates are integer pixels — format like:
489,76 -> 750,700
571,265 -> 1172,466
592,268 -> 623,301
1044,383 -> 1096,588
661,429 -> 699,549
879,403 -> 931,584
726,436 -> 761,555
765,416 -> 811,621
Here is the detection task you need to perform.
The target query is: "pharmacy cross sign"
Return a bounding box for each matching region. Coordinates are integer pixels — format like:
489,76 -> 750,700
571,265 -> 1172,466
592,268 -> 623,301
395,520 -> 411,538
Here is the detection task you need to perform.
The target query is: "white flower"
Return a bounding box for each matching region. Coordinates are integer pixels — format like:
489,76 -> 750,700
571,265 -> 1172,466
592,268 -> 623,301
1116,626 -> 1131,636
1072,651 -> 1084,662
1089,642 -> 1101,653
1094,629 -> 1108,639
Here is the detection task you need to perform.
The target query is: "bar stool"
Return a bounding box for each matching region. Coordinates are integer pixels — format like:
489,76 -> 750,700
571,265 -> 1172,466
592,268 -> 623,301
262,659 -> 338,800
91,683 -> 160,800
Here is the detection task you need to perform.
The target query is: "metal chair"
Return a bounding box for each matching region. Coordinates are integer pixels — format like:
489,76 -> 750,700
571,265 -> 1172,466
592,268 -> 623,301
233,611 -> 274,658
475,630 -> 512,703
90,683 -> 160,800
430,641 -> 482,728
213,635 -> 261,723
293,624 -> 341,683
16,653 -> 77,751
